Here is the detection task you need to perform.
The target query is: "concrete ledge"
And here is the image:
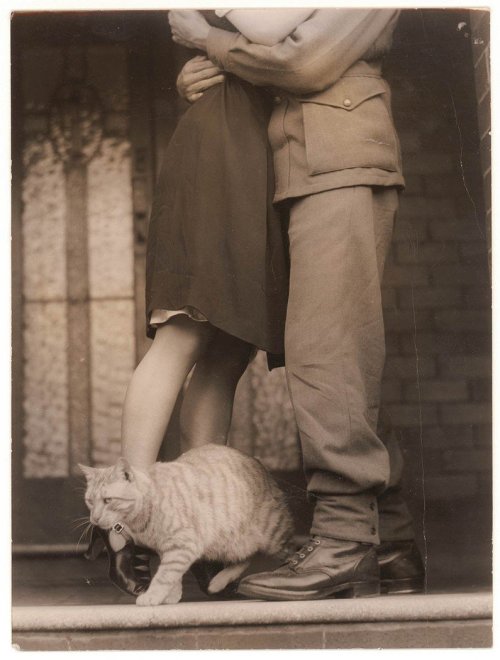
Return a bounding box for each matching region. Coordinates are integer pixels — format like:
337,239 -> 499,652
12,592 -> 492,633
13,620 -> 493,651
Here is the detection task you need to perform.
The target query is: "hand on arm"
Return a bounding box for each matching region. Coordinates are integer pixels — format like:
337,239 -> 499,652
169,10 -> 210,51
169,6 -> 315,103
176,55 -> 225,103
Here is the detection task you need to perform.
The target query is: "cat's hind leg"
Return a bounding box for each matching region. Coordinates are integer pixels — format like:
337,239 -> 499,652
207,560 -> 251,594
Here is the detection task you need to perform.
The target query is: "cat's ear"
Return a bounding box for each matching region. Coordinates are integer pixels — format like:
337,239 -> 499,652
78,464 -> 96,482
113,457 -> 135,482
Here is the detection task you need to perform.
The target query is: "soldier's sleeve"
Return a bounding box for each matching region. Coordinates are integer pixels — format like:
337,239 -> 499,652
207,9 -> 399,95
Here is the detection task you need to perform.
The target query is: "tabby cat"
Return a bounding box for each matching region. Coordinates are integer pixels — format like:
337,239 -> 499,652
80,444 -> 294,606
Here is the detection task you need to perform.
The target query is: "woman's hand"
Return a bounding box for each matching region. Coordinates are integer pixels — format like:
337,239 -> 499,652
176,56 -> 225,103
169,10 -> 210,51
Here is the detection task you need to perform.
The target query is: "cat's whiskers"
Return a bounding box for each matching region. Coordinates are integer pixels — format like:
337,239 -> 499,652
71,520 -> 92,533
70,516 -> 92,531
76,522 -> 94,550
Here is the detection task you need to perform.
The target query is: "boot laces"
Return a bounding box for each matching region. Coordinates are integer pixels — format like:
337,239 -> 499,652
287,538 -> 321,566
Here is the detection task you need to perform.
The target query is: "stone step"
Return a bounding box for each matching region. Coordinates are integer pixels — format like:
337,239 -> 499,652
13,593 -> 492,650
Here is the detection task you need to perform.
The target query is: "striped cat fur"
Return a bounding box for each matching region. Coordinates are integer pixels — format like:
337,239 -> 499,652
80,444 -> 294,606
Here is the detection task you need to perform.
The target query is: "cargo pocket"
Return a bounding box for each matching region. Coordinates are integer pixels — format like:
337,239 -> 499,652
300,76 -> 399,176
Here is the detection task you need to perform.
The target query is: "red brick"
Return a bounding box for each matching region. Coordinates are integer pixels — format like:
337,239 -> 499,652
383,263 -> 429,287
401,174 -> 425,195
381,379 -> 402,402
398,197 -> 457,221
434,310 -> 491,333
398,286 -> 461,310
420,123 -> 456,151
465,334 -> 491,353
400,332 -> 492,356
396,242 -> 459,265
383,309 -> 433,333
442,448 -> 491,473
384,355 -> 436,379
397,129 -> 422,154
459,241 -> 489,260
400,332 -> 462,355
423,175 -> 463,198
384,332 -> 400,355
429,219 -> 487,243
382,287 -> 397,310
386,403 -> 438,427
431,264 -> 489,286
413,448 -> 443,475
440,403 -> 492,425
423,475 -> 478,500
474,424 -> 492,447
439,355 -> 491,378
470,379 -> 491,402
403,152 -> 456,176
392,218 -> 428,244
418,424 -> 476,450
477,476 -> 493,497
404,380 -> 468,403
464,286 -> 491,309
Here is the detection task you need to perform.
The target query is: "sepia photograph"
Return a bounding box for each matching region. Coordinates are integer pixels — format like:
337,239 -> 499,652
9,0 -> 492,651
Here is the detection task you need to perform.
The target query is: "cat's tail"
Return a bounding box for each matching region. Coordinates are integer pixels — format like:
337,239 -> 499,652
206,561 -> 251,595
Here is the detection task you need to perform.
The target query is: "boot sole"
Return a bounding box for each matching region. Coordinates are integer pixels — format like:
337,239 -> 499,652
380,576 -> 425,595
237,580 -> 380,601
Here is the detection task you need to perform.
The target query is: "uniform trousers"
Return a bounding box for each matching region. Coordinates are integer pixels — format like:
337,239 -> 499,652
284,185 -> 414,544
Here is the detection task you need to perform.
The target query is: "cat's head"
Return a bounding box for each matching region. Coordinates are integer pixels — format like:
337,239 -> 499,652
79,458 -> 146,530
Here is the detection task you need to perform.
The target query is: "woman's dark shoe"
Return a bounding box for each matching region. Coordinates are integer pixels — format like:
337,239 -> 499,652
84,524 -> 153,596
84,524 -> 106,560
376,540 -> 425,594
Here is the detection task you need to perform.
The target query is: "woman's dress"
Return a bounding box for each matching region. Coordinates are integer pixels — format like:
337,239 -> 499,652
146,13 -> 288,356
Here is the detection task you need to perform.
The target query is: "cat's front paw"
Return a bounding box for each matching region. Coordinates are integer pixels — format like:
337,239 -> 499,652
135,589 -> 165,607
135,583 -> 182,606
164,583 -> 182,604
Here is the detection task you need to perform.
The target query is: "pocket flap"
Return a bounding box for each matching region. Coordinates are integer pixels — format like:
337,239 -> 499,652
300,76 -> 388,111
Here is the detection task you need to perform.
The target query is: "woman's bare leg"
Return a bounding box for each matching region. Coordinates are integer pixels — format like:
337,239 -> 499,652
180,330 -> 253,453
121,315 -> 215,470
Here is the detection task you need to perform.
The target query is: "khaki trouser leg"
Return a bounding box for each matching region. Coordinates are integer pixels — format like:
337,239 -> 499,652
285,185 -> 412,544
377,408 -> 415,541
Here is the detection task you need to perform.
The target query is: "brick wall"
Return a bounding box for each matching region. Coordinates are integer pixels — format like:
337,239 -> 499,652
470,11 -> 491,269
381,10 -> 491,584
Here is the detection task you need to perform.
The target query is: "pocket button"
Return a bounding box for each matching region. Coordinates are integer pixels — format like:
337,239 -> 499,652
343,98 -> 352,107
